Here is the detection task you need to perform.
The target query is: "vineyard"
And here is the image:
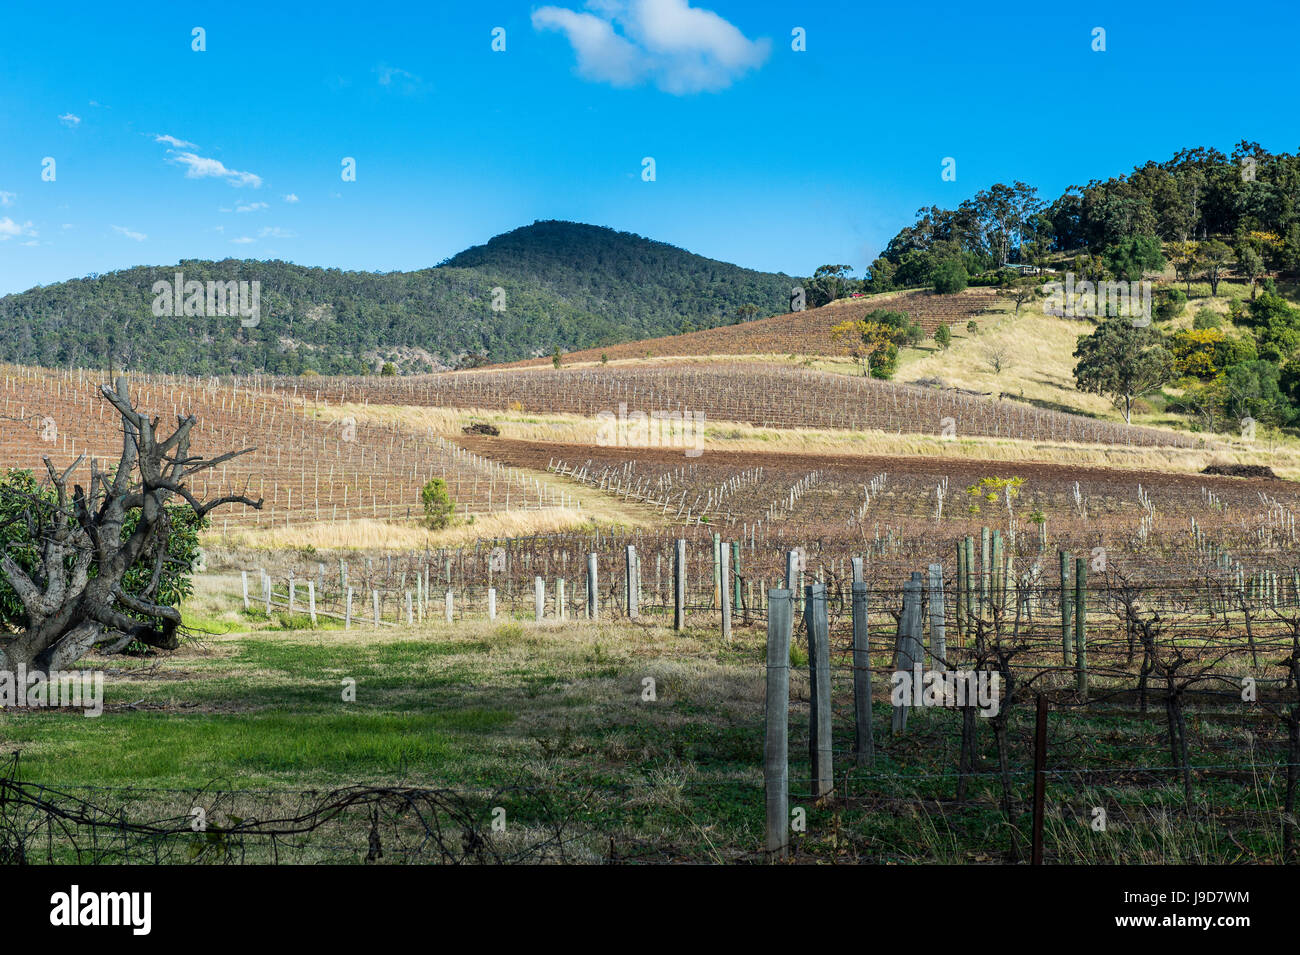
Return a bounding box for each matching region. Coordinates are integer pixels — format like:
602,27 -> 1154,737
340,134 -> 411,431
0,365 -> 575,529
272,364 -> 1199,448
496,288 -> 1002,366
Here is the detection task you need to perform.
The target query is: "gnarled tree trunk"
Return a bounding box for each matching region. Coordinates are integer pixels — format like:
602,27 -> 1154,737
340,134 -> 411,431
0,377 -> 260,673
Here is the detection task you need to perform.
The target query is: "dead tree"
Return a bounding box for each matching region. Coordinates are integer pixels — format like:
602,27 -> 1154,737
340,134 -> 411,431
0,377 -> 261,672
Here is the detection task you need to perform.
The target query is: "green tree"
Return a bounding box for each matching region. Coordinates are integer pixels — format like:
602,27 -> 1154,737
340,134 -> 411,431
1220,360 -> 1289,426
1073,319 -> 1174,423
934,324 -> 952,350
1199,239 -> 1232,296
420,478 -> 456,530
805,264 -> 854,308
1103,235 -> 1166,281
552,346 -> 562,369
1234,241 -> 1264,300
931,257 -> 969,294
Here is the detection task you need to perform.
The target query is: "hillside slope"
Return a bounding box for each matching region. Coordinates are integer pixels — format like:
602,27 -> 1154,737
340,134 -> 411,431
0,221 -> 793,376
501,287 -> 999,367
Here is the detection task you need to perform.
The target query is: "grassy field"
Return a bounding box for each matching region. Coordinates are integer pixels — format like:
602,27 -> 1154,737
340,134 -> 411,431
1,574 -> 1288,864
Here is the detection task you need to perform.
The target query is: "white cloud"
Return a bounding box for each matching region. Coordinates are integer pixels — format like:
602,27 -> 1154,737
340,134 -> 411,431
0,191 -> 15,207
59,113 -> 82,127
231,236 -> 255,244
532,0 -> 769,94
0,217 -> 37,240
168,152 -> 263,188
235,201 -> 269,213
375,64 -> 424,92
154,133 -> 197,148
283,193 -> 299,203
258,226 -> 296,239
111,225 -> 146,241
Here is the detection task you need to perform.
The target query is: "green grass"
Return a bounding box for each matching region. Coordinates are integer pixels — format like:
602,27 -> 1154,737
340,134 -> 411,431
0,604 -> 1290,863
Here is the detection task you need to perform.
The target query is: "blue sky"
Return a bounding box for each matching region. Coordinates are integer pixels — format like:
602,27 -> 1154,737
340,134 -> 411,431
2,0 -> 1297,296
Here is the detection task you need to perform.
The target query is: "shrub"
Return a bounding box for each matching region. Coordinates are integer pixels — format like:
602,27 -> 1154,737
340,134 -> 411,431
1192,308 -> 1222,329
420,478 -> 455,529
934,324 -> 952,350
932,258 -> 969,294
1154,287 -> 1187,322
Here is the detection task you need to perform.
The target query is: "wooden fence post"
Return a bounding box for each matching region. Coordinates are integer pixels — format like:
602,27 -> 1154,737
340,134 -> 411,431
851,580 -> 873,767
928,563 -> 946,667
345,587 -> 352,629
626,545 -> 638,618
964,536 -> 976,638
445,590 -> 454,623
991,530 -> 1004,617
488,587 -> 497,621
674,539 -> 686,630
851,556 -> 864,584
372,590 -> 380,627
241,570 -> 250,611
535,576 -> 545,622
720,543 -> 732,641
892,576 -> 923,735
556,578 -> 566,621
587,553 -> 598,620
1075,557 -> 1088,699
308,581 -> 318,628
712,532 -> 722,609
806,583 -> 832,798
956,541 -> 966,643
980,527 -> 991,618
1060,550 -> 1074,664
732,541 -> 742,613
264,574 -> 271,615
764,589 -> 792,859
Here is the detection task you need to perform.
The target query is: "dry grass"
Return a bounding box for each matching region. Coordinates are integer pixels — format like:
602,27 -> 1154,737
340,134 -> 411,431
207,509 -> 613,552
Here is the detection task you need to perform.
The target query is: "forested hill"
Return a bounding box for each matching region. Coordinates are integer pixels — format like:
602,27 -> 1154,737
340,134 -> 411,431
0,220 -> 793,376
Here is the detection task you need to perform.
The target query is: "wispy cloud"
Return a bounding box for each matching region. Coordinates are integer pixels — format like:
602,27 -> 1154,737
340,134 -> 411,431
231,236 -> 255,244
59,113 -> 82,127
532,0 -> 769,94
258,226 -> 296,239
0,192 -> 15,207
374,63 -> 425,93
168,152 -> 263,188
235,201 -> 269,213
111,225 -> 146,241
154,133 -> 197,148
283,193 -> 299,203
0,217 -> 37,241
